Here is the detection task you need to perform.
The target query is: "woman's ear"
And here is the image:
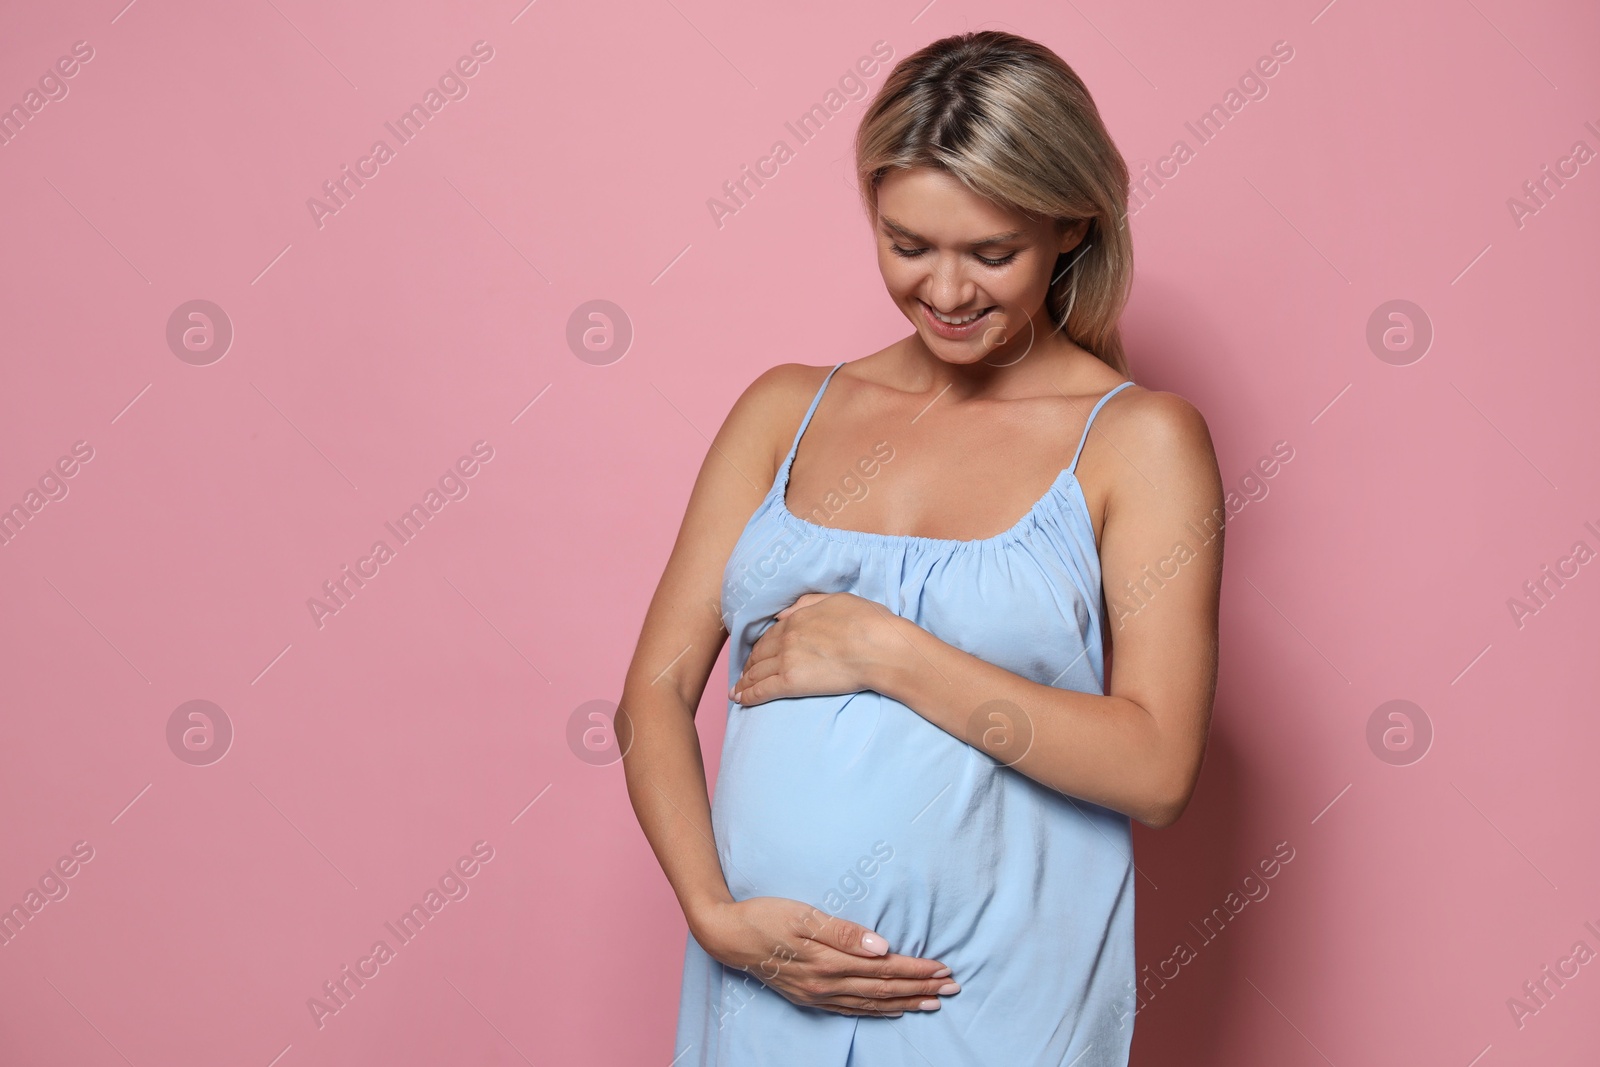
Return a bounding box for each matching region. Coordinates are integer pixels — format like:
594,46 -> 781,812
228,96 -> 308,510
1057,217 -> 1092,255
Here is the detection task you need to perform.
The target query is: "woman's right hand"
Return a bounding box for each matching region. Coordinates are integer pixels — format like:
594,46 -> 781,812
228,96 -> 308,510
690,897 -> 960,1017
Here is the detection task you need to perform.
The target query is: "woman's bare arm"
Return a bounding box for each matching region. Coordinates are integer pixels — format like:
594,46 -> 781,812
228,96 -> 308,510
615,364 -> 804,929
617,364 -> 961,1016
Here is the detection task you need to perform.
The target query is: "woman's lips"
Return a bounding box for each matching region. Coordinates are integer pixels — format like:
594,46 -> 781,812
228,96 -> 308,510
920,300 -> 996,340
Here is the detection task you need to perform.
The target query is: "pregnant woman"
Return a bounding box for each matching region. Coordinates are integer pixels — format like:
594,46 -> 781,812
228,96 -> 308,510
618,30 -> 1223,1066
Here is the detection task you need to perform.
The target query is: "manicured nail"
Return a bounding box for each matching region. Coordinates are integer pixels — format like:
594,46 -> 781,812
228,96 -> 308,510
861,933 -> 889,955
937,983 -> 960,995
918,999 -> 940,1010
930,965 -> 951,978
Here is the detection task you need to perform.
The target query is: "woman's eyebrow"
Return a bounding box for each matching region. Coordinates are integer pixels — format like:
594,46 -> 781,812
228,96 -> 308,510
879,217 -> 1027,245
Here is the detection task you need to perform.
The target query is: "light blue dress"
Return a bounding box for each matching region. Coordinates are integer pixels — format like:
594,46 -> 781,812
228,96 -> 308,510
675,362 -> 1138,1066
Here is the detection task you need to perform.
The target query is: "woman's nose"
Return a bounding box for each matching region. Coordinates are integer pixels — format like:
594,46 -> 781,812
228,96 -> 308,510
925,256 -> 975,310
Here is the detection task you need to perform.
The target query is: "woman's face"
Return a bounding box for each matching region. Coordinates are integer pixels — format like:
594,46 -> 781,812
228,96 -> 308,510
874,166 -> 1089,366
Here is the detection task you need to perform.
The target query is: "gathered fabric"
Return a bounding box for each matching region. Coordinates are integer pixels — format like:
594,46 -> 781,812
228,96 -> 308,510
675,363 -> 1138,1066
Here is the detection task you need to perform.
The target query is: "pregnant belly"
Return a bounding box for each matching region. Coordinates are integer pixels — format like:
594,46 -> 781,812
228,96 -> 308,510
710,690 -> 1012,961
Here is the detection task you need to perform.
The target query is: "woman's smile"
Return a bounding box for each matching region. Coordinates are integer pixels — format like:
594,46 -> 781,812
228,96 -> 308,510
919,299 -> 999,339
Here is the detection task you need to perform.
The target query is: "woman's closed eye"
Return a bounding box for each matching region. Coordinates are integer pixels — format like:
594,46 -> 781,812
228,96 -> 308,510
888,244 -> 1018,268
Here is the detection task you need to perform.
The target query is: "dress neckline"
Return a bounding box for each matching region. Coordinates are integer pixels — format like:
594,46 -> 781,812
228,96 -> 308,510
771,363 -> 1134,552
776,461 -> 1084,550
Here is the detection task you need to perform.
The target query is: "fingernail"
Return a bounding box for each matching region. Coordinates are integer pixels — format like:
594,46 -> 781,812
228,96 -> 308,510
918,999 -> 940,1011
862,933 -> 889,955
937,982 -> 960,995
930,965 -> 951,978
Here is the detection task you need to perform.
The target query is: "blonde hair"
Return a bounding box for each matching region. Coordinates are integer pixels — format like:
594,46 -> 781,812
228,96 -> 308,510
855,31 -> 1134,378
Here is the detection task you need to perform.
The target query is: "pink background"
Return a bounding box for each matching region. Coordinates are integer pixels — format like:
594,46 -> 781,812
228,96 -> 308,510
2,0 -> 1597,1063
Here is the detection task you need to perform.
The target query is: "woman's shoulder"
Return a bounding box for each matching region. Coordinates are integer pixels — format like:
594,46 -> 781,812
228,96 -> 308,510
718,361 -> 850,471
728,361 -> 845,425
1098,380 -> 1208,438
738,360 -> 842,401
1091,379 -> 1217,480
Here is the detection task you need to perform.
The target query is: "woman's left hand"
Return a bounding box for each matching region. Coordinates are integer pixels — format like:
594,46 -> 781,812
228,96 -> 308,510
731,592 -> 903,705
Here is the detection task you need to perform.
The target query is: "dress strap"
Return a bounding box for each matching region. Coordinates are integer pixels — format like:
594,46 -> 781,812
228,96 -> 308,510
781,362 -> 847,469
1066,380 -> 1135,474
